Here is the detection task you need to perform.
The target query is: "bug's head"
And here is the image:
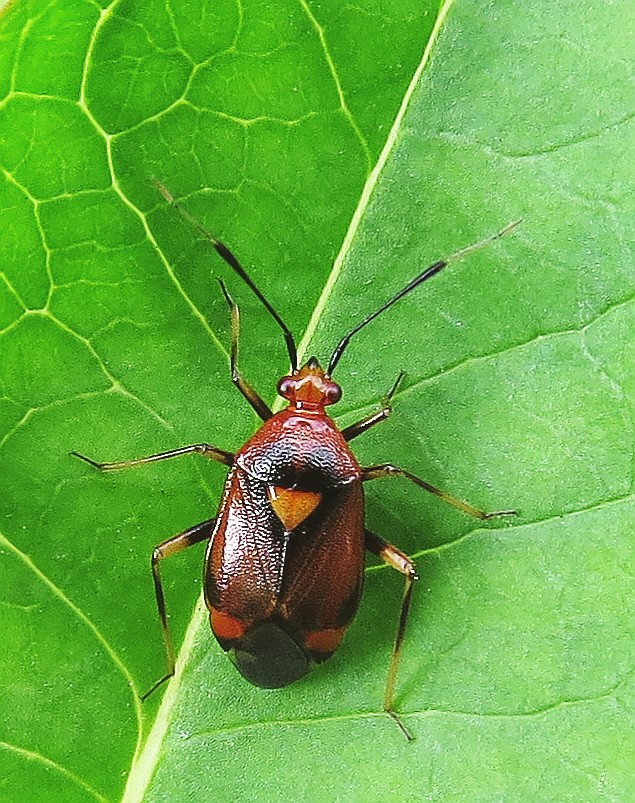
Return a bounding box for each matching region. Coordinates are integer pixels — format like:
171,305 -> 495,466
277,357 -> 342,410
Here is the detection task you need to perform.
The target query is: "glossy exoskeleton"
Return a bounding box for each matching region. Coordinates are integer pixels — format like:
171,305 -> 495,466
73,184 -> 518,740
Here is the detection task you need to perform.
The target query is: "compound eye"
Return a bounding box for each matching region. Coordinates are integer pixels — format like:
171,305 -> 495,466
277,376 -> 295,398
325,384 -> 342,404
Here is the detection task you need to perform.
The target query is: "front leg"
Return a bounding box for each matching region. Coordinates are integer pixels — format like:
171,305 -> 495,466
341,372 -> 405,442
218,279 -> 273,421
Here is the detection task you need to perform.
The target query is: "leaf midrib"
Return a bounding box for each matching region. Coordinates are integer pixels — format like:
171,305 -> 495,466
121,3 -> 457,799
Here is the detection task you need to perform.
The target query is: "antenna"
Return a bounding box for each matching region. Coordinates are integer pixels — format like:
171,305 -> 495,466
327,219 -> 522,375
154,180 -> 298,371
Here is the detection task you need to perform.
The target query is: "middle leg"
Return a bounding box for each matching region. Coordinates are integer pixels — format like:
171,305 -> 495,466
71,442 -> 233,472
363,464 -> 516,520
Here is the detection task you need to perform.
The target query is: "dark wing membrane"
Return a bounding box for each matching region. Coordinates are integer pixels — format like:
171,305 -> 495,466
280,481 -> 365,632
205,467 -> 287,621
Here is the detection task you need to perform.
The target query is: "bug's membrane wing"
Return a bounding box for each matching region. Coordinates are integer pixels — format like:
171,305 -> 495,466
229,621 -> 311,688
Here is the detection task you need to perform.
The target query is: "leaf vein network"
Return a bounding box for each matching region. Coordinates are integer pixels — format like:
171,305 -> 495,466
297,0 -> 372,172
0,530 -> 143,772
175,667 -> 633,741
0,740 -> 107,803
337,291 -> 635,421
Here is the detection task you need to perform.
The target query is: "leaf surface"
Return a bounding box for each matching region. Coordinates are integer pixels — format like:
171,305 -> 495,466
1,1 -> 633,801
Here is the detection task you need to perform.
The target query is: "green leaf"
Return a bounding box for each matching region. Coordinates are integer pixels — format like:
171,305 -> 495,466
1,1 -> 633,802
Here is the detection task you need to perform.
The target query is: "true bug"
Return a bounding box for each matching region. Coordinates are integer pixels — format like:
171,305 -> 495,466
73,184 -> 519,739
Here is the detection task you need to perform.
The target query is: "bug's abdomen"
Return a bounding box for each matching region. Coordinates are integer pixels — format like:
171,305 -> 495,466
204,468 -> 365,688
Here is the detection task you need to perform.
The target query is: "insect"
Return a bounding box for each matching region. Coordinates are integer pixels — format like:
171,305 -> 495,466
73,183 -> 519,740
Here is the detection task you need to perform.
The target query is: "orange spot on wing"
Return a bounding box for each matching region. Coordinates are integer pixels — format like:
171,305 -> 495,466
267,485 -> 322,530
210,608 -> 250,643
303,626 -> 347,656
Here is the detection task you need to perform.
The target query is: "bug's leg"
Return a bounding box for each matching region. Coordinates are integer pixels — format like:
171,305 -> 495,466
71,443 -> 234,471
341,372 -> 405,442
218,279 -> 273,421
365,529 -> 417,742
362,464 -> 516,520
142,518 -> 216,700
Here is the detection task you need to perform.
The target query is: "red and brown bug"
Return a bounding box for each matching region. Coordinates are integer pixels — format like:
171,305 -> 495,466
73,184 -> 519,740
